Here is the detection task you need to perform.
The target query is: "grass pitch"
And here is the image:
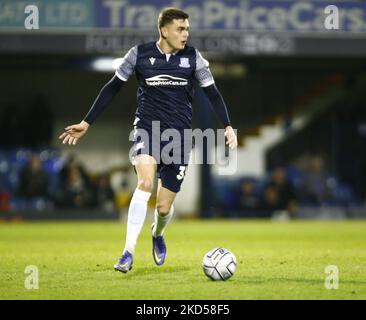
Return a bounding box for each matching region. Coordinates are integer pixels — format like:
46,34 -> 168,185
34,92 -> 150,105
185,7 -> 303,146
0,219 -> 365,300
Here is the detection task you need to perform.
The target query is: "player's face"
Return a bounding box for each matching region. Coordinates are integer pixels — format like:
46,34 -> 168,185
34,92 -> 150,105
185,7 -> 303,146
162,19 -> 190,51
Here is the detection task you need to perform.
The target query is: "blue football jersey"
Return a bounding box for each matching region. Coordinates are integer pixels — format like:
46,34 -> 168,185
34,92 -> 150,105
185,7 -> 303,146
115,41 -> 215,131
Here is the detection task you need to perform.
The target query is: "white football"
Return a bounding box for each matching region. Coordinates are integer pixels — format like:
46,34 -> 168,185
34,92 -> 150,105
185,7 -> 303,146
202,248 -> 237,281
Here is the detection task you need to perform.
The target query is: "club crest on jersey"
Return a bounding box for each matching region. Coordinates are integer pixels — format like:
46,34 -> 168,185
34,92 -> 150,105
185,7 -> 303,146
149,57 -> 156,65
179,57 -> 190,68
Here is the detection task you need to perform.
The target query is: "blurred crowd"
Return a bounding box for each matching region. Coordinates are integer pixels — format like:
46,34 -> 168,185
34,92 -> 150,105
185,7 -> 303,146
0,150 -> 359,218
0,151 -> 136,214
214,155 -> 358,219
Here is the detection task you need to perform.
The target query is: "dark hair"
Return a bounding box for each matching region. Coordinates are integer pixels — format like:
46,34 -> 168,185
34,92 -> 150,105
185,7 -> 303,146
158,7 -> 189,29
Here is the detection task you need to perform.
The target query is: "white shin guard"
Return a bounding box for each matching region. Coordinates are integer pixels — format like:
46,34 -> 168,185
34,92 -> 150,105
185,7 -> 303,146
124,188 -> 151,254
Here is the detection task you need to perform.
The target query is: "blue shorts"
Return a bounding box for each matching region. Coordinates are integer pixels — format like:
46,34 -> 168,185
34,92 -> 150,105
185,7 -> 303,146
131,126 -> 192,193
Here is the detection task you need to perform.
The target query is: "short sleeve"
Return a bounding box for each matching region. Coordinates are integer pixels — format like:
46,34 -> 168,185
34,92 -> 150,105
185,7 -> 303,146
194,49 -> 215,88
115,46 -> 138,81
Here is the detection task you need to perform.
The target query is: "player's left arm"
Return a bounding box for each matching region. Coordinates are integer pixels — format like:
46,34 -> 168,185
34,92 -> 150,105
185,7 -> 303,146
202,84 -> 237,149
194,49 -> 238,149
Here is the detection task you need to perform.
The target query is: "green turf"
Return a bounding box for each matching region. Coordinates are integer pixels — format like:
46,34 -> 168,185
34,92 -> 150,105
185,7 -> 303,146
0,219 -> 365,300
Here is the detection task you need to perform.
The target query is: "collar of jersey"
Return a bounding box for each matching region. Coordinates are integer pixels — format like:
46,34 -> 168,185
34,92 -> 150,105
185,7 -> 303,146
155,41 -> 178,57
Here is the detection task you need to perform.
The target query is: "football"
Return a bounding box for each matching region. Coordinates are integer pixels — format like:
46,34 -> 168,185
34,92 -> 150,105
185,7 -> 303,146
202,247 -> 237,281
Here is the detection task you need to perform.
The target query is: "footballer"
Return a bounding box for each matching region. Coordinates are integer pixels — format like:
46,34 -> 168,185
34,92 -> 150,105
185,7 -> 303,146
59,7 -> 237,273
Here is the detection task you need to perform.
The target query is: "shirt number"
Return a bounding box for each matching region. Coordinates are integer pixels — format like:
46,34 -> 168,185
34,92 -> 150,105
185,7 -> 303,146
176,166 -> 187,180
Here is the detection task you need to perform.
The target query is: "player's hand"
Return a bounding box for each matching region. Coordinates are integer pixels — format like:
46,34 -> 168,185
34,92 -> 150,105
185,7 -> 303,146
59,120 -> 90,145
224,126 -> 238,149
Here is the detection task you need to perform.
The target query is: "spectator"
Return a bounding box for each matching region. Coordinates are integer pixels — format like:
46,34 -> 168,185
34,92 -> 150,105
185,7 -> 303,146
60,154 -> 90,187
239,178 -> 259,213
110,166 -> 135,213
95,173 -> 115,212
57,166 -> 94,208
259,185 -> 282,217
0,191 -> 10,212
110,165 -> 134,194
265,166 -> 299,217
18,154 -> 49,199
301,156 -> 335,206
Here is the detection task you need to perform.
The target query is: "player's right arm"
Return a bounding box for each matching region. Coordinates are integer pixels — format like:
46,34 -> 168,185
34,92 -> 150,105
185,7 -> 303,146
59,46 -> 137,145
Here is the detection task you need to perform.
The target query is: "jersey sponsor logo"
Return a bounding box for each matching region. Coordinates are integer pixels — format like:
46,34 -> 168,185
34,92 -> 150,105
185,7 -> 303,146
149,57 -> 156,65
179,57 -> 190,68
145,74 -> 188,86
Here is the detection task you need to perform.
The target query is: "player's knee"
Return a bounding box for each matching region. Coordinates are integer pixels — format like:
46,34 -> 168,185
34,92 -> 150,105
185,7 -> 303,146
137,178 -> 154,192
156,200 -> 171,216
